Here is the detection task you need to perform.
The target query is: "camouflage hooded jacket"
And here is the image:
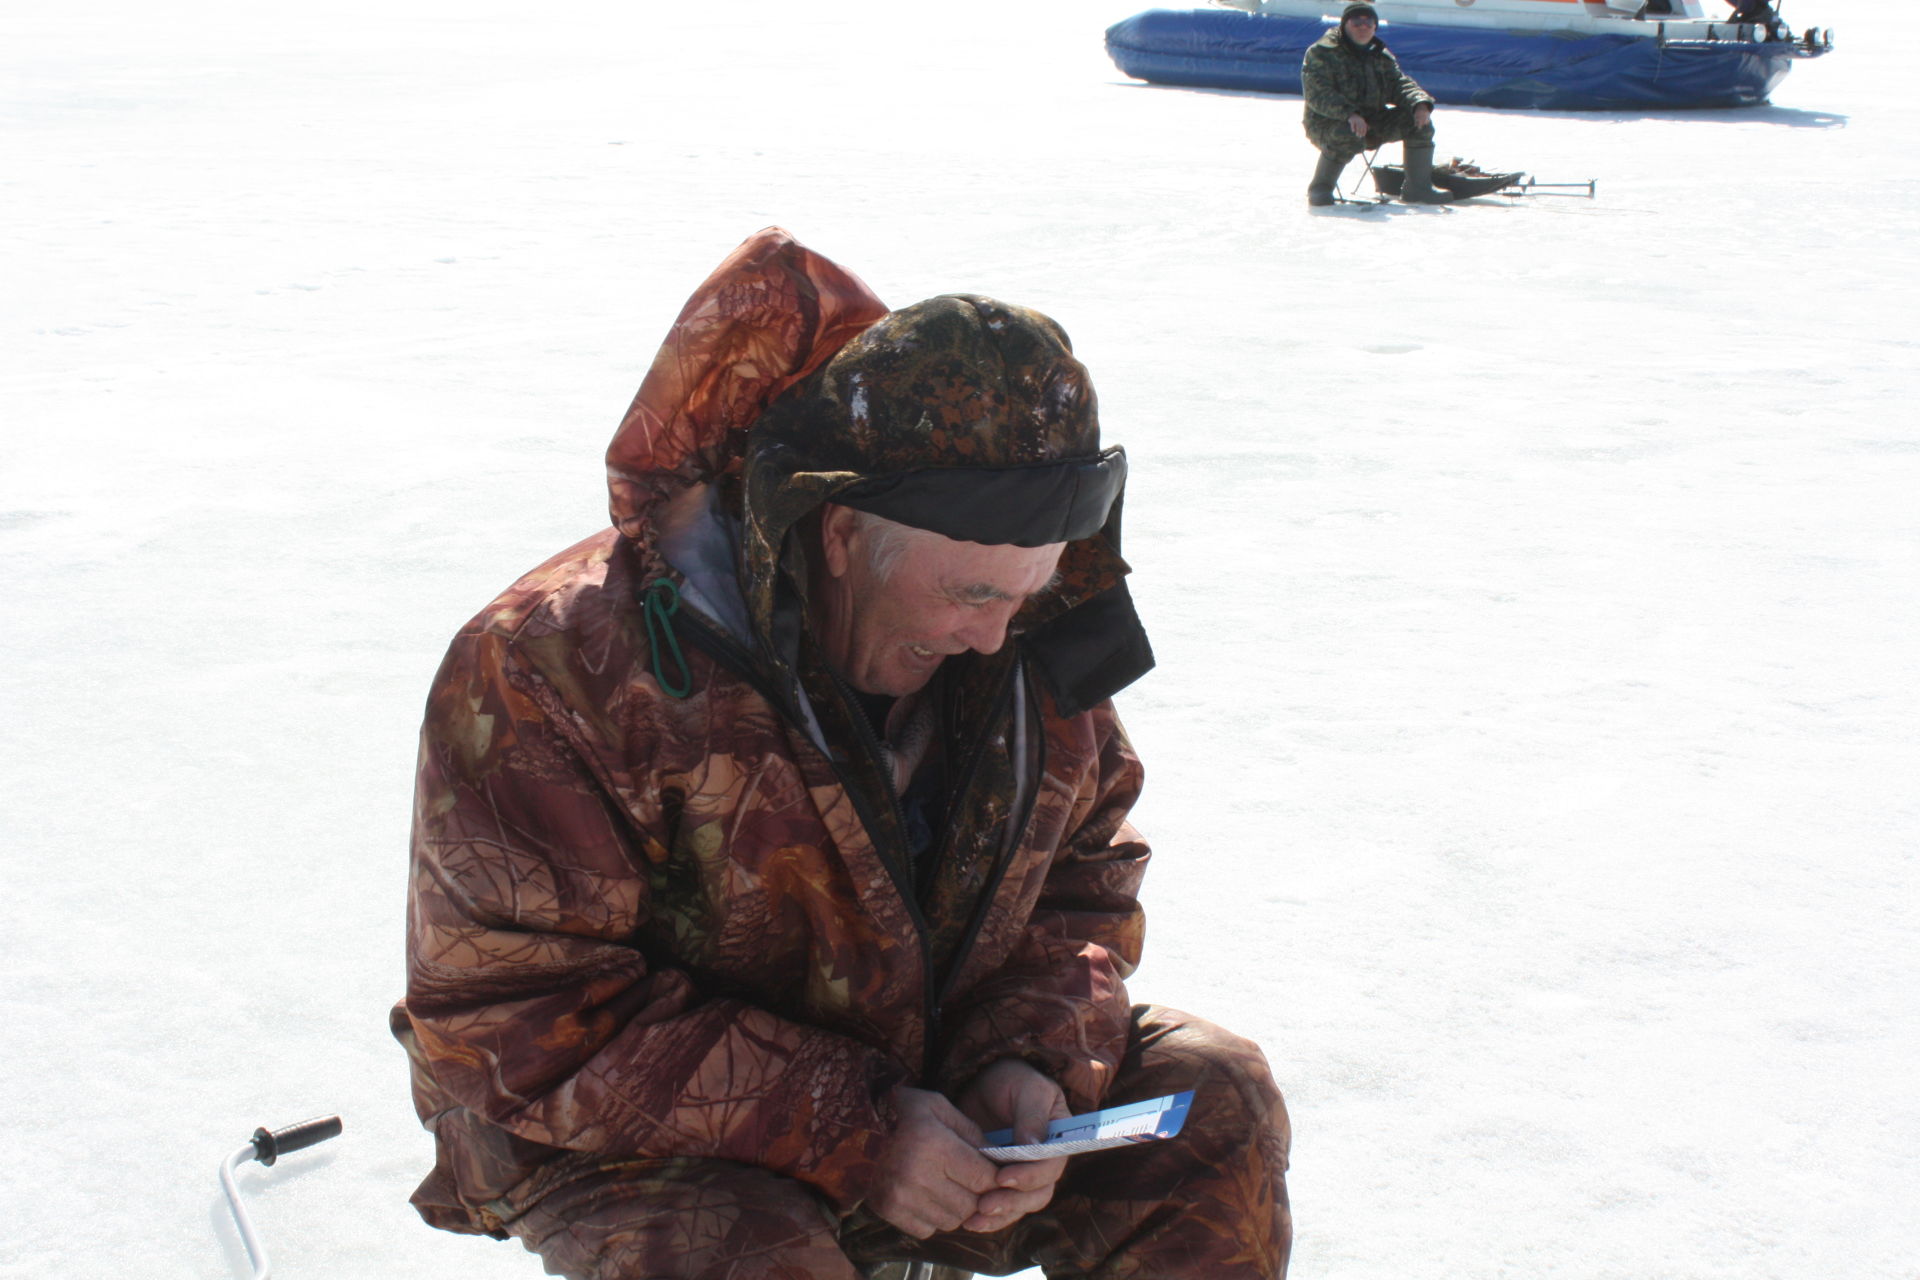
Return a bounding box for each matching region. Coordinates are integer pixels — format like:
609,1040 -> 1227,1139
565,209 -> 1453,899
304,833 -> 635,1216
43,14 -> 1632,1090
1301,26 -> 1433,144
393,230 -> 1158,1235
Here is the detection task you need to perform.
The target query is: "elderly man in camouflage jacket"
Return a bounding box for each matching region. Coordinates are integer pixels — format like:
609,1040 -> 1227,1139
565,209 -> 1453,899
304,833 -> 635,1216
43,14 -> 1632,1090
392,228 -> 1293,1279
1302,1 -> 1451,205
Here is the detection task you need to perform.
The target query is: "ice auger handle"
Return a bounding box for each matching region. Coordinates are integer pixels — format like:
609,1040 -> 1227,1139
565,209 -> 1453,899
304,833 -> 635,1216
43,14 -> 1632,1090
250,1115 -> 343,1166
223,1114 -> 345,1277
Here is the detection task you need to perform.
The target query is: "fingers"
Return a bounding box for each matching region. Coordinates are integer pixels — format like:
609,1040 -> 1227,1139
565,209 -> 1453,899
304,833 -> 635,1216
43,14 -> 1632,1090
872,1165 -> 990,1238
884,1150 -> 1063,1238
883,1071 -> 1074,1239
869,1087 -> 1001,1239
995,1154 -> 1067,1194
960,1059 -> 1068,1145
947,1147 -> 999,1196
926,1090 -> 988,1150
964,1162 -> 1065,1235
965,1149 -> 1068,1234
886,1165 -> 995,1238
1008,1091 -> 1066,1147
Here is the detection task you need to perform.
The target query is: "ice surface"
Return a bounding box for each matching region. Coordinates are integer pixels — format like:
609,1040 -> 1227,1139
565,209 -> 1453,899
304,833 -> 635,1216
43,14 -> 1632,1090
2,0 -> 1913,1276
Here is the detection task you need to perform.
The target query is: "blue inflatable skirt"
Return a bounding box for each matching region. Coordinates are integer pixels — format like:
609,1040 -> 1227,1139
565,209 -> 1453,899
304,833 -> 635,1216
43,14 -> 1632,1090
1104,8 -> 1811,109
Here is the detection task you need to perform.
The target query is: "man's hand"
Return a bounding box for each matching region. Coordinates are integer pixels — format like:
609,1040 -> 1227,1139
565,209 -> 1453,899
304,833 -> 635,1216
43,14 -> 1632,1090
955,1059 -> 1072,1235
868,1087 -> 999,1239
1348,112 -> 1369,138
1413,103 -> 1432,129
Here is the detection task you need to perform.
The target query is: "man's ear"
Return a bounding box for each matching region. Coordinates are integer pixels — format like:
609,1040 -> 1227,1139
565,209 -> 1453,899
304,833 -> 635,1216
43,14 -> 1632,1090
817,503 -> 856,580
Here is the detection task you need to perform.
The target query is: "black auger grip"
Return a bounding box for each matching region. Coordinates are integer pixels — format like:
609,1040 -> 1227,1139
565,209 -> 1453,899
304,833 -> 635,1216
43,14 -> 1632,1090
250,1115 -> 343,1166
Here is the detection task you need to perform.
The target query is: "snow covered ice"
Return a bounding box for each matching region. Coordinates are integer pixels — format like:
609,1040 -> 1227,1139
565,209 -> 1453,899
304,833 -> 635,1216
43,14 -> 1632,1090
2,0 -> 1914,1276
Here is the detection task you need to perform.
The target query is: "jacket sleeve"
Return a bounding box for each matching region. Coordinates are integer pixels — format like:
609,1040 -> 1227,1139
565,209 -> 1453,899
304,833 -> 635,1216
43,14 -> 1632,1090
1388,51 -> 1434,109
933,701 -> 1150,1114
1302,45 -> 1358,121
402,626 -> 907,1210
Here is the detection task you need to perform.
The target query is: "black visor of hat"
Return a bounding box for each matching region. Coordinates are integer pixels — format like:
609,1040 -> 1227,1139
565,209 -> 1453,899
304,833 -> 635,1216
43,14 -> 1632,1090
833,446 -> 1126,548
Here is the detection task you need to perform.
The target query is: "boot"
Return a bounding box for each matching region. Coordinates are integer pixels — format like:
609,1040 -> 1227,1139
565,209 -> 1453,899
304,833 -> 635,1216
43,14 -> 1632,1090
1306,150 -> 1350,207
1398,142 -> 1455,204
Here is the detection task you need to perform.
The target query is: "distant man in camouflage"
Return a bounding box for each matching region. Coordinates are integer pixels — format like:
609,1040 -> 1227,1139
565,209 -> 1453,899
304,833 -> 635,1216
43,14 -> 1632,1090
393,229 -> 1293,1278
1302,0 -> 1451,205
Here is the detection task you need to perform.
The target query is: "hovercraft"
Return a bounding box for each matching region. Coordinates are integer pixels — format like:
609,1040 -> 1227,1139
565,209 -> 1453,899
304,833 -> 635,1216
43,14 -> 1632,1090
1105,0 -> 1833,110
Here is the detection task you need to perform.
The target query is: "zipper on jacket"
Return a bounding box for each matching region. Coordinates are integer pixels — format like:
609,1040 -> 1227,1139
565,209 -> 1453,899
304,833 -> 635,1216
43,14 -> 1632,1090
675,611 -> 927,915
933,654 -> 1048,1021
677,607 -> 1045,1083
820,660 -> 948,1065
930,652 -> 1021,878
677,610 -> 943,1063
823,665 -> 921,893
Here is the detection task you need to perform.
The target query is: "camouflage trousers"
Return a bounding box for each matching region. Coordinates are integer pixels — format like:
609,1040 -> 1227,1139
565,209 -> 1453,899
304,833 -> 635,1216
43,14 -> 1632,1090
1304,103 -> 1435,162
503,1006 -> 1292,1279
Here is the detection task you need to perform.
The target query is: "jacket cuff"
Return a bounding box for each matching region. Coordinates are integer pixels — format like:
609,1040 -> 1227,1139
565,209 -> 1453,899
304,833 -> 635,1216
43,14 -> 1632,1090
805,1054 -> 913,1211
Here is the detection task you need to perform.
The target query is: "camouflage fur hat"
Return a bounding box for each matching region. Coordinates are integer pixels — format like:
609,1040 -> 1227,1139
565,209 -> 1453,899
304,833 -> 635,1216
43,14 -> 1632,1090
746,294 -> 1124,547
743,294 -> 1149,715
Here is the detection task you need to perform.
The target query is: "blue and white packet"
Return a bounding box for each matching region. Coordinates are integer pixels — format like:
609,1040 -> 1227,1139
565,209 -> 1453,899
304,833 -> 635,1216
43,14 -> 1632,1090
977,1090 -> 1194,1162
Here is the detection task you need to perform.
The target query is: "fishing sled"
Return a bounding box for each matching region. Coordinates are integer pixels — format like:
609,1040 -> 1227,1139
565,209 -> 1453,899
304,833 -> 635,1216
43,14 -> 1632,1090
1330,156 -> 1598,206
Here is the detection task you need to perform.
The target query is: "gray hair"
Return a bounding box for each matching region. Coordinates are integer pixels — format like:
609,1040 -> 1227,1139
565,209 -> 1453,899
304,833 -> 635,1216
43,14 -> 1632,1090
847,509 -> 1066,599
848,508 -> 938,582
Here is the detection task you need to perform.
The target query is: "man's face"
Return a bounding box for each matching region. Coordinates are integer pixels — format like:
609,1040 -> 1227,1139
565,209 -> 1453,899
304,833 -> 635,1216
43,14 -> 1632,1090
1344,12 -> 1377,41
815,505 -> 1066,697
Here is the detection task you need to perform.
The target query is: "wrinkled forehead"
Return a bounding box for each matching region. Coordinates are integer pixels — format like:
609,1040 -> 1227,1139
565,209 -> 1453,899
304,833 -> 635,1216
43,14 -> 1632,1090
890,521 -> 1067,592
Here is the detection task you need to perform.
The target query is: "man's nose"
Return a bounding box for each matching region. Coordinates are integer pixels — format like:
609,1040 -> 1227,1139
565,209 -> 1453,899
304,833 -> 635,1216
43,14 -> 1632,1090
955,604 -> 1016,655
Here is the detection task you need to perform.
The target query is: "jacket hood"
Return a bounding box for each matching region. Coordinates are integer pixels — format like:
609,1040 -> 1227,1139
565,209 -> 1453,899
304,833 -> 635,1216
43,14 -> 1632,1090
606,228 -> 889,542
605,229 -> 1151,716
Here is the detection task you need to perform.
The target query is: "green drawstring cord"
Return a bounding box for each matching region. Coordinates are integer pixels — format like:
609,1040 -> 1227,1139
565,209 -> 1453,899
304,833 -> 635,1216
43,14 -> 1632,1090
642,578 -> 692,699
